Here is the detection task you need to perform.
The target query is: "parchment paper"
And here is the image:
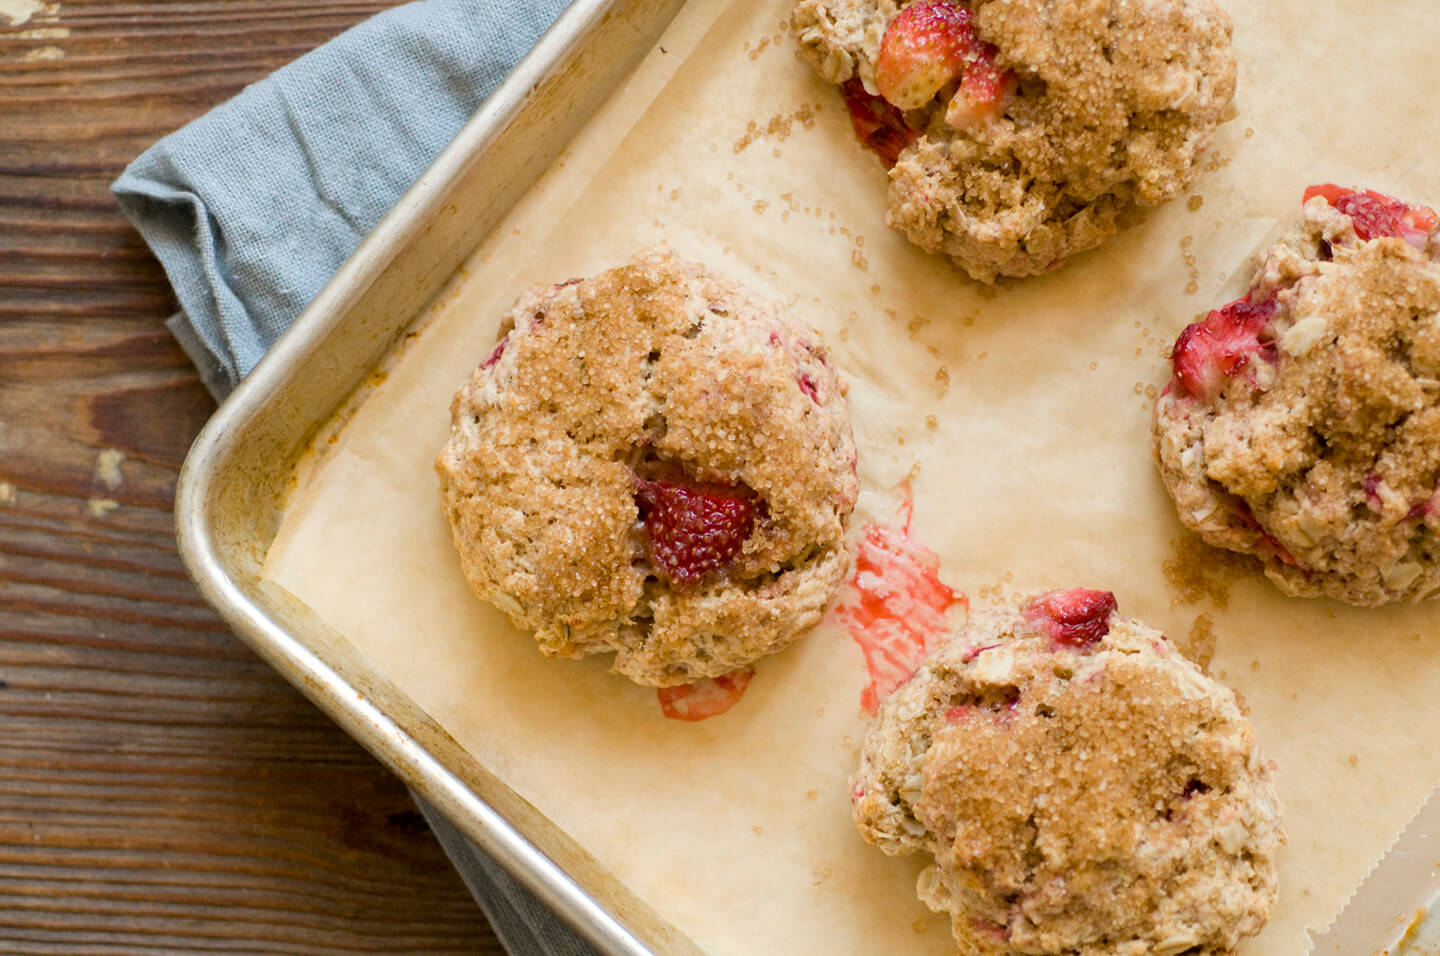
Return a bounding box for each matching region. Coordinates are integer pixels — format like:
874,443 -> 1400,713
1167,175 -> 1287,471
264,0 -> 1440,952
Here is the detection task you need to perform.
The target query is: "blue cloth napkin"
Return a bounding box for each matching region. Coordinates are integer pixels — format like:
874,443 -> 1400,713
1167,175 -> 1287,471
112,2 -> 599,954
114,0 -> 569,392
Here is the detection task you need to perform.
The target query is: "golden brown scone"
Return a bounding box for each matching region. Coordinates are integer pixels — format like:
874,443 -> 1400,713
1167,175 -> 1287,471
793,0 -> 1236,282
1154,186 -> 1440,606
853,589 -> 1282,956
435,249 -> 859,686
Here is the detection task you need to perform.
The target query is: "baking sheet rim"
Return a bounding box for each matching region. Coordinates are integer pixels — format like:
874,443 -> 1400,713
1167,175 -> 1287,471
172,0 -> 664,952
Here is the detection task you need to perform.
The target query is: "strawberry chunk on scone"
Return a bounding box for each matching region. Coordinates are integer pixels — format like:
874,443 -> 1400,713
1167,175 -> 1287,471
1022,587 -> 1117,649
852,592 -> 1282,955
793,0 -> 1237,281
1303,183 -> 1439,247
1167,296 -> 1280,401
634,477 -> 759,589
874,0 -> 1014,118
839,78 -> 917,167
1154,185 -> 1440,606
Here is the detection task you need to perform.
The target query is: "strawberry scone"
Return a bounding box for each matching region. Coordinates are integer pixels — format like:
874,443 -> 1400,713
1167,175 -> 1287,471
793,0 -> 1236,282
853,589 -> 1282,955
1154,186 -> 1440,606
435,249 -> 859,686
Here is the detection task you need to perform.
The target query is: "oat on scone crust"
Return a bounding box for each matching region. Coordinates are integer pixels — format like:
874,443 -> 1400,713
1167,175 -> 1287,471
435,249 -> 859,687
793,0 -> 1236,282
1154,194 -> 1440,606
853,594 -> 1282,956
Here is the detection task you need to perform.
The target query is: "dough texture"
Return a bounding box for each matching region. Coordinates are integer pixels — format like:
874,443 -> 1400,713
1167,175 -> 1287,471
794,0 -> 1236,281
852,592 -> 1282,955
436,249 -> 859,686
1154,192 -> 1440,606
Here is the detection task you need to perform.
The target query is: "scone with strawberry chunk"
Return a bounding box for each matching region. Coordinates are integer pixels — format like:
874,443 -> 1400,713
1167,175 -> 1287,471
1154,185 -> 1440,605
853,589 -> 1282,956
794,0 -> 1236,282
436,249 -> 859,686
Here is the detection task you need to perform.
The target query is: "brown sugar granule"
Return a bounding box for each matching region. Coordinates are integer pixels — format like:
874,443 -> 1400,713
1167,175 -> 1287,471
1182,613 -> 1219,672
1162,532 -> 1253,609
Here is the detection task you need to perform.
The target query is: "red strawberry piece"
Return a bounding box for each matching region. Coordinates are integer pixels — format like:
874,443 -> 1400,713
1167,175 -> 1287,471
1168,295 -> 1280,401
657,669 -> 755,721
1303,183 -> 1349,206
875,0 -> 1010,115
960,641 -> 1000,663
1023,588 -> 1118,650
1364,472 -> 1383,512
1304,184 -> 1439,248
798,372 -> 820,403
970,918 -> 1009,942
946,57 -> 1015,130
1410,205 -> 1440,238
481,336 -> 508,369
1231,499 -> 1299,567
634,476 -> 758,587
840,78 -> 917,167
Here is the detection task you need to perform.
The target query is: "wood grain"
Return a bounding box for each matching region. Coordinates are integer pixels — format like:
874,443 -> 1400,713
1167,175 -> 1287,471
0,2 -> 502,952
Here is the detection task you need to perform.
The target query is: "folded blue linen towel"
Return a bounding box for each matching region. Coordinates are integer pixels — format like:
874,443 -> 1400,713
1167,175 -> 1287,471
114,0 -> 570,391
112,2 -> 599,953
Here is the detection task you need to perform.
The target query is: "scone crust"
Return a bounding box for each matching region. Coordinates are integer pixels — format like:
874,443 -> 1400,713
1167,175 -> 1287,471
794,0 -> 1236,281
852,598 -> 1282,956
435,249 -> 859,686
1154,197 -> 1440,606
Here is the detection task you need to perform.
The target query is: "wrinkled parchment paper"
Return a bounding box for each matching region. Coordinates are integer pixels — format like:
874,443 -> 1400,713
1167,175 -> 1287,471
264,0 -> 1440,951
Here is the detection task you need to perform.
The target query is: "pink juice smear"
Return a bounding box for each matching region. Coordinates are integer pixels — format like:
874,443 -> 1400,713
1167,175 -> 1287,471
836,487 -> 966,713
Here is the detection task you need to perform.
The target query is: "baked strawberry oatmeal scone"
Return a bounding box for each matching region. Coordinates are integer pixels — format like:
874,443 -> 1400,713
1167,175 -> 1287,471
793,0 -> 1237,282
435,249 -> 859,687
1154,185 -> 1440,606
853,589 -> 1282,956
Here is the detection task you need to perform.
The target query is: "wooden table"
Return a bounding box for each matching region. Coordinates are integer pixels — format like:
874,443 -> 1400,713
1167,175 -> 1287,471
0,3 -> 503,951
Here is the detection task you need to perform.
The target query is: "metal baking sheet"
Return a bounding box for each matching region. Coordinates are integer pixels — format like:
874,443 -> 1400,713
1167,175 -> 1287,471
176,0 -> 1440,952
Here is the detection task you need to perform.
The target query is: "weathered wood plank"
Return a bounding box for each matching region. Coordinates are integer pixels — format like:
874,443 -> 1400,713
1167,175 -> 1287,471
0,1 -> 501,951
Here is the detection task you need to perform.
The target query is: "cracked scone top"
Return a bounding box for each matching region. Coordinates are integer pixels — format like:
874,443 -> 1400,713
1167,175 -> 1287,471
793,0 -> 1236,281
853,589 -> 1281,956
435,249 -> 859,687
1155,186 -> 1440,606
